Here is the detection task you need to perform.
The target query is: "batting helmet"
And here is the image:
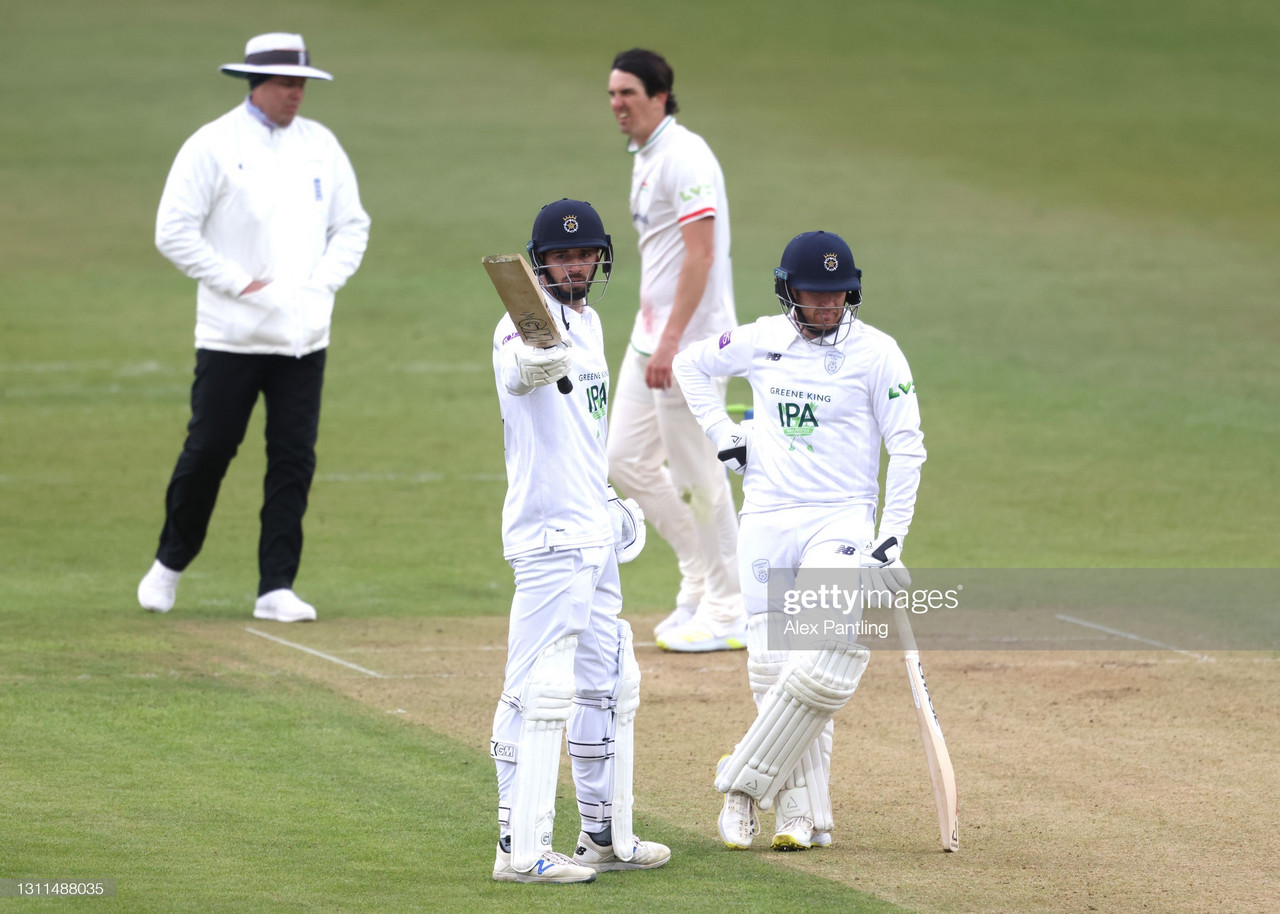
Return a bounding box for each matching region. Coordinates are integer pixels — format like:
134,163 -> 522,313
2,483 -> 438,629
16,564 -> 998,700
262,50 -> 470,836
774,231 -> 862,344
527,199 -> 614,306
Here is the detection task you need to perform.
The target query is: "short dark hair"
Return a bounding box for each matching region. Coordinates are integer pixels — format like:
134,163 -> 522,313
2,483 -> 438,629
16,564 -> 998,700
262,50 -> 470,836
611,48 -> 678,115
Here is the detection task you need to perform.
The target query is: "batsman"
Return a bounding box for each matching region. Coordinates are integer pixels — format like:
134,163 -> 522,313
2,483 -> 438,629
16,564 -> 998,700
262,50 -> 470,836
672,230 -> 927,851
487,199 -> 670,883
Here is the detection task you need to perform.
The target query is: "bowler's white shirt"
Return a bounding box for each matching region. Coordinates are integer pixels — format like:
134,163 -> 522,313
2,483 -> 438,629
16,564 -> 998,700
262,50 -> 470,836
627,116 -> 736,353
493,302 -> 613,559
673,314 -> 926,541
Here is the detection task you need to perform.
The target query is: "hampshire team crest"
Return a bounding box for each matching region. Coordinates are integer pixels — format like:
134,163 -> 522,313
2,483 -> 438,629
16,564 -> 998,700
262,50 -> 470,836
824,349 -> 845,374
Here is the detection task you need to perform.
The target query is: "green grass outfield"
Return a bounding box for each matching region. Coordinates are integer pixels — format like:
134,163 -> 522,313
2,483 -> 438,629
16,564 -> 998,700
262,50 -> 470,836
2,0 -> 1277,910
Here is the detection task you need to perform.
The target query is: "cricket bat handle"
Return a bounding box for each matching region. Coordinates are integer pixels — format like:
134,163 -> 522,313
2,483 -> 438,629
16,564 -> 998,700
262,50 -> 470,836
557,377 -> 572,394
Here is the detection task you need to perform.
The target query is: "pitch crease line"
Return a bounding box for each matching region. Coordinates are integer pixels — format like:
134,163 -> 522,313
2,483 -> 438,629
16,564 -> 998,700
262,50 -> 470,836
245,627 -> 388,678
1054,614 -> 1212,662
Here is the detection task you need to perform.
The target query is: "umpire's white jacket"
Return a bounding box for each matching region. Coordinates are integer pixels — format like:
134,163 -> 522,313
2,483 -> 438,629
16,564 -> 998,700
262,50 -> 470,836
156,100 -> 370,357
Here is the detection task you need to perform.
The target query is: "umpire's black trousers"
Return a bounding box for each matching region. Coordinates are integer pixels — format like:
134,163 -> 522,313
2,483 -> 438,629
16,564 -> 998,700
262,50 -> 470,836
155,348 -> 326,596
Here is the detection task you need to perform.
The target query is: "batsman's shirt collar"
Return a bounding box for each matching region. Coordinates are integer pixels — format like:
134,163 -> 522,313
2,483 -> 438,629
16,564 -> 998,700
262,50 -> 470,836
627,115 -> 675,155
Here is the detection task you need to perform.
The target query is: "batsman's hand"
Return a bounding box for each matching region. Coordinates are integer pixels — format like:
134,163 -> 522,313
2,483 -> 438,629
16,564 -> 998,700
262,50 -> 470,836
859,535 -> 911,596
607,486 -> 646,564
516,342 -> 572,389
712,419 -> 751,475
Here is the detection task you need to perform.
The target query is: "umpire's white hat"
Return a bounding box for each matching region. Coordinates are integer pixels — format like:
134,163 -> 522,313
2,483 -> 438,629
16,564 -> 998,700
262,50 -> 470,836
220,33 -> 333,81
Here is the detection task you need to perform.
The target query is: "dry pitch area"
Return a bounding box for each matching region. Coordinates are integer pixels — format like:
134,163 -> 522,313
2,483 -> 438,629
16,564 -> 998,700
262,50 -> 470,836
185,614 -> 1279,914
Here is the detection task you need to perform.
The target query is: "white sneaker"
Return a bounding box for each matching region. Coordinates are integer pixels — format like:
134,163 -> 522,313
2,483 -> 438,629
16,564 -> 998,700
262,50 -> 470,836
772,816 -> 814,851
719,790 -> 759,849
656,615 -> 747,653
716,756 -> 758,849
811,830 -> 833,847
138,560 -> 182,613
572,832 -> 671,871
492,845 -> 597,884
252,589 -> 317,623
653,604 -> 695,640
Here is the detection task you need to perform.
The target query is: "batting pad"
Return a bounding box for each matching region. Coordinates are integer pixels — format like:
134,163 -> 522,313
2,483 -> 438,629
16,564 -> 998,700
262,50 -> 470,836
610,623 -> 641,860
801,722 -> 834,831
715,643 -> 868,808
811,719 -> 835,832
772,721 -> 833,830
510,635 -> 577,873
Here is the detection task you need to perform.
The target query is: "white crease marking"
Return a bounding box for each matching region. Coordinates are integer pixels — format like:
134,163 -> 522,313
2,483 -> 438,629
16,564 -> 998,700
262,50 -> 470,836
245,627 -> 387,677
1055,614 -> 1213,662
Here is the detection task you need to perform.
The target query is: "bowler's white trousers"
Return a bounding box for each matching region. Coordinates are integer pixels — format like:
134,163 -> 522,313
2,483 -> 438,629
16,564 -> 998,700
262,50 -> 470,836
607,346 -> 742,620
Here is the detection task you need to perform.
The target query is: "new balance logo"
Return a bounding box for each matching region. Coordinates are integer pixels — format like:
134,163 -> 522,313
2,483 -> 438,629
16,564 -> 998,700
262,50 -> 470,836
765,352 -> 782,361
535,859 -> 553,875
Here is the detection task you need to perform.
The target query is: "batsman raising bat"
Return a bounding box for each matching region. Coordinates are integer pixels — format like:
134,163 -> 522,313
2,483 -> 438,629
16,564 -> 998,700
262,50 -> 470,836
673,230 -> 937,852
486,199 -> 668,884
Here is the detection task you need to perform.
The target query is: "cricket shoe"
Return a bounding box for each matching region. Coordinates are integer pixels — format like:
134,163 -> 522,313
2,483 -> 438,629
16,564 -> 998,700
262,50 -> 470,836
655,617 -> 747,653
253,589 -> 317,623
492,845 -> 597,884
716,756 -> 759,849
138,560 -> 182,613
772,816 -> 814,851
653,603 -> 696,640
811,830 -> 833,847
572,832 -> 671,872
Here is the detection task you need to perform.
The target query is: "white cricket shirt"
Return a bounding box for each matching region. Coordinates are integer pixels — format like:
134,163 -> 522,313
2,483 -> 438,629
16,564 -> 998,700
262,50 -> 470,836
493,303 -> 614,559
673,314 -> 926,541
627,116 -> 736,353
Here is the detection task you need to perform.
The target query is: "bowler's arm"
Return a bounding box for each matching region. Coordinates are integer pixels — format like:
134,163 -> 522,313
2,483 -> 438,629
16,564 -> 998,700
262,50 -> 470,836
645,216 -> 714,388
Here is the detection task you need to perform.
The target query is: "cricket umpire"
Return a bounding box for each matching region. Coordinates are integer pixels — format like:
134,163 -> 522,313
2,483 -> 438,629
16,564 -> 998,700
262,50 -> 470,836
137,33 -> 370,622
488,200 -> 669,883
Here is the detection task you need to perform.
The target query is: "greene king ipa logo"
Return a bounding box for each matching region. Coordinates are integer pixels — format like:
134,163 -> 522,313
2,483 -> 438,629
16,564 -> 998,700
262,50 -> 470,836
777,401 -> 818,451
586,381 -> 608,437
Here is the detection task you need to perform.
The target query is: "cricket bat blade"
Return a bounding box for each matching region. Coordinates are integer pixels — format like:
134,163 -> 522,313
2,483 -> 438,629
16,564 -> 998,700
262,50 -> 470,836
482,253 -> 571,393
906,650 -> 960,852
896,604 -> 959,852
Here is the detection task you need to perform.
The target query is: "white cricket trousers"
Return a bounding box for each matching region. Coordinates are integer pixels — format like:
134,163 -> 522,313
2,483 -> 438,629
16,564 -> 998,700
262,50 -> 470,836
607,345 -> 742,620
737,503 -> 876,834
491,545 -> 630,837
736,503 -> 877,619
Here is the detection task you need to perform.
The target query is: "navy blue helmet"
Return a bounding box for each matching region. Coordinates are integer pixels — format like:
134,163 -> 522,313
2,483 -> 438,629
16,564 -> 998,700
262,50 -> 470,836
773,231 -> 862,344
528,198 -> 613,306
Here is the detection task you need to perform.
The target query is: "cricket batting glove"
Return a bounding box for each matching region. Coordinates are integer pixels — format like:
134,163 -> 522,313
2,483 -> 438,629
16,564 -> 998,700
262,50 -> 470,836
515,342 -> 572,389
860,535 -> 911,595
710,419 -> 750,475
607,486 -> 647,564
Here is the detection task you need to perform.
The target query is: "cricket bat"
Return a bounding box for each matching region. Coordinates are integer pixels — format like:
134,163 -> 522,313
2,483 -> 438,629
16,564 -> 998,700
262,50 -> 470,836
482,253 -> 572,394
895,603 -> 960,852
